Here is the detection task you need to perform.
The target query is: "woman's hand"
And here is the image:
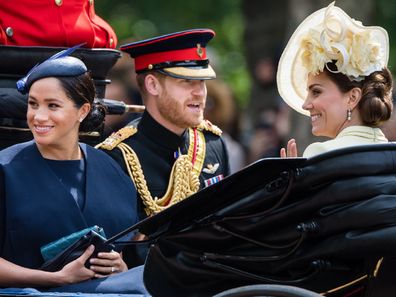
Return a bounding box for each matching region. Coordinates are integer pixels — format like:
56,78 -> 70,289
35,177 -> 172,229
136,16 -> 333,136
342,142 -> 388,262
134,232 -> 148,241
56,245 -> 96,285
280,139 -> 298,158
89,250 -> 128,278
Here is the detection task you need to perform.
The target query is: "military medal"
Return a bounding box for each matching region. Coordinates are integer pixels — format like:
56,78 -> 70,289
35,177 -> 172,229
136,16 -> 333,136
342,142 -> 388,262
204,174 -> 224,187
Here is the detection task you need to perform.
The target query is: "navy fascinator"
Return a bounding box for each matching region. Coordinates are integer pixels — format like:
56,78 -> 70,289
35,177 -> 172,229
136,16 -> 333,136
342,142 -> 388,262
16,44 -> 87,94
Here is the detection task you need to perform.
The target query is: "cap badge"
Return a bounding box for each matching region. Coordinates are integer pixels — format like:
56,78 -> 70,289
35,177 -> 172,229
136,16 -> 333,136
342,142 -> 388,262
196,43 -> 203,58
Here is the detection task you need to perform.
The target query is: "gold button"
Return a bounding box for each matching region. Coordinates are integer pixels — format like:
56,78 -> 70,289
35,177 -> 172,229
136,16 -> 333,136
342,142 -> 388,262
148,64 -> 153,70
89,0 -> 93,5
109,38 -> 114,47
55,0 -> 63,6
5,27 -> 13,37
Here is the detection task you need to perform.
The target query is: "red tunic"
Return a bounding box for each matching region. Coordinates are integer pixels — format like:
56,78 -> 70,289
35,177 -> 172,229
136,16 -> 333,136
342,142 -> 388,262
0,0 -> 117,48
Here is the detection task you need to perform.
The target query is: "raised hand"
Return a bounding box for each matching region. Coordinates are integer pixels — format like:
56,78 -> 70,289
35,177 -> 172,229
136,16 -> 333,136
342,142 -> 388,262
280,138 -> 298,158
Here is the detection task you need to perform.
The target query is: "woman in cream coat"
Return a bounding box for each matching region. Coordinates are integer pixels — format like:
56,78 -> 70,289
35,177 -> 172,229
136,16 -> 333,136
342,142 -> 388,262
277,2 -> 393,158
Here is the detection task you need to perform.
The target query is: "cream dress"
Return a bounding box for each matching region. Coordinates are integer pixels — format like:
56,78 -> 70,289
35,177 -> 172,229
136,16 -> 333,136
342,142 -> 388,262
303,125 -> 388,158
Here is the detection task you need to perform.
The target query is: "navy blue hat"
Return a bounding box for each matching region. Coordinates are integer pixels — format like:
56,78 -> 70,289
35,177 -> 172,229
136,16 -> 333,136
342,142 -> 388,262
16,45 -> 87,94
120,29 -> 216,80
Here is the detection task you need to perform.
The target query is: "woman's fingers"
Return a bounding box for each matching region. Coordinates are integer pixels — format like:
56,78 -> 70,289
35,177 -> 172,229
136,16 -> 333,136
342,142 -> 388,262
78,245 -> 95,263
280,147 -> 287,158
58,245 -> 96,284
89,264 -> 118,277
89,250 -> 127,277
280,139 -> 298,158
286,139 -> 294,156
287,139 -> 296,157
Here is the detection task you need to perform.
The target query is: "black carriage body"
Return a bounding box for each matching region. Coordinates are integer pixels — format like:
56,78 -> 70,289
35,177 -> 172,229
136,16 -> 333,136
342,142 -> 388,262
135,144 -> 396,297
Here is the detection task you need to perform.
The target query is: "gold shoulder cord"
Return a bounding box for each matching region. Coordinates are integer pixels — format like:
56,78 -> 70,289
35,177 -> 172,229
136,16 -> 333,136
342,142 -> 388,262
116,127 -> 206,216
197,119 -> 222,136
95,126 -> 137,150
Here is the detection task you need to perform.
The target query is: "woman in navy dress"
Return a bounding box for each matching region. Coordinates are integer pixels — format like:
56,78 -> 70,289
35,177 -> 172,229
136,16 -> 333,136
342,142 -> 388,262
0,49 -> 148,295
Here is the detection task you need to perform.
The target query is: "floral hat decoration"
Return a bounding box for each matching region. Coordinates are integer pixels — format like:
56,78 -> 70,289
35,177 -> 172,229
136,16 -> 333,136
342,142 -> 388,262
276,1 -> 389,116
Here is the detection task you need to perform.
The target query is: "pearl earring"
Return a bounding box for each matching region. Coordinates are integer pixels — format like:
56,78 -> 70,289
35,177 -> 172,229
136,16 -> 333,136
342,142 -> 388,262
347,109 -> 352,121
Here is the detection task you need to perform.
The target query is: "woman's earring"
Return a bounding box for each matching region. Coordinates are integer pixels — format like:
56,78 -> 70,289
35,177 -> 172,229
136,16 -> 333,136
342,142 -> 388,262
347,109 -> 352,121
79,118 -> 84,123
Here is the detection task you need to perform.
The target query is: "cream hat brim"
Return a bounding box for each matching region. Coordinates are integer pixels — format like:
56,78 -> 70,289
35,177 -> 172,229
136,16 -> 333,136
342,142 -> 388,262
161,65 -> 216,80
276,3 -> 389,116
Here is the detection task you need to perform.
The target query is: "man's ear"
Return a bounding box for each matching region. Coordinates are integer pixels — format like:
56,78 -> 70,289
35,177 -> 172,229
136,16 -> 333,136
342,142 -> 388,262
348,87 -> 362,109
145,74 -> 162,96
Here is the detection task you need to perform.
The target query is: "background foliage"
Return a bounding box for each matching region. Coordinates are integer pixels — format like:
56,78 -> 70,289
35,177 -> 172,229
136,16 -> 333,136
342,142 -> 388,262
376,0 -> 396,69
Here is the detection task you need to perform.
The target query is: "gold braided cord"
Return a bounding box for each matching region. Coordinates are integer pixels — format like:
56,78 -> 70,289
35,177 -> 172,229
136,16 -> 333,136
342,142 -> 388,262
95,126 -> 137,150
188,128 -> 206,176
117,142 -> 200,216
321,257 -> 384,295
321,275 -> 368,295
373,257 -> 383,277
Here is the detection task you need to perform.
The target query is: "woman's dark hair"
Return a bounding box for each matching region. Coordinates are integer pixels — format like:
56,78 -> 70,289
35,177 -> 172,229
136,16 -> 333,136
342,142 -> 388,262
57,72 -> 106,132
325,62 -> 393,127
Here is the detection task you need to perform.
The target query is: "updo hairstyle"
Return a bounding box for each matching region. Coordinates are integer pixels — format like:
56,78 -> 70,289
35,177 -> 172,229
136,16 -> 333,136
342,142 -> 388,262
57,72 -> 106,132
325,62 -> 393,127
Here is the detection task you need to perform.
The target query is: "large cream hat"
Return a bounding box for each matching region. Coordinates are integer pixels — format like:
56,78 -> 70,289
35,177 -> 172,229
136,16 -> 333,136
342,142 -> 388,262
276,1 -> 389,116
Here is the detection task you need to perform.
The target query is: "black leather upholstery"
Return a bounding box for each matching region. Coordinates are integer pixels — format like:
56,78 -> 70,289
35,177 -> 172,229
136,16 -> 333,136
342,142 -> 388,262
140,144 -> 396,297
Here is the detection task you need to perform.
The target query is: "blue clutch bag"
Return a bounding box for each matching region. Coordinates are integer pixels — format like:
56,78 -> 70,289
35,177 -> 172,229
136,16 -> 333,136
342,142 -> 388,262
41,225 -> 106,262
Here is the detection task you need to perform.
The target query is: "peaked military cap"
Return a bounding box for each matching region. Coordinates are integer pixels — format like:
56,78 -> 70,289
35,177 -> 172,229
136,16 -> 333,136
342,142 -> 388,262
120,29 -> 216,80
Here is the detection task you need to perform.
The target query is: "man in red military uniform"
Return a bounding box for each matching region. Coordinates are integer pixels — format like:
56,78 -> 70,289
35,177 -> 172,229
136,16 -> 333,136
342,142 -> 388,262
0,0 -> 117,48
